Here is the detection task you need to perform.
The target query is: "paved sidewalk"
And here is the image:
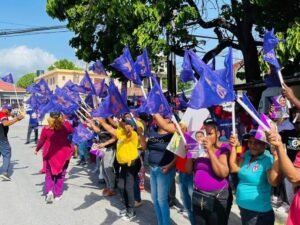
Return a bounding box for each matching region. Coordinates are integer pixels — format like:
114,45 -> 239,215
0,118 -> 287,225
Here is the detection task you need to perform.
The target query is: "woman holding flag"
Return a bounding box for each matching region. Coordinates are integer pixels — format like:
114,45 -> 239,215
139,113 -> 177,225
96,116 -> 142,221
34,112 -> 74,203
185,118 -> 232,225
229,127 -> 281,225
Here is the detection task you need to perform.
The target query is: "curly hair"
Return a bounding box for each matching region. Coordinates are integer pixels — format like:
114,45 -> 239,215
47,116 -> 63,130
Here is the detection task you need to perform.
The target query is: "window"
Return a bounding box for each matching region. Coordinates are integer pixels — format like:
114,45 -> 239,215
73,74 -> 80,83
62,76 -> 65,81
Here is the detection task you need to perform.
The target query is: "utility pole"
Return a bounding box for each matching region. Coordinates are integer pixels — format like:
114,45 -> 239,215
166,32 -> 176,96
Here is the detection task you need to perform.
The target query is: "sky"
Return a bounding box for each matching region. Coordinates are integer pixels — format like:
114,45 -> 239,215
0,0 -> 79,80
0,0 -> 242,81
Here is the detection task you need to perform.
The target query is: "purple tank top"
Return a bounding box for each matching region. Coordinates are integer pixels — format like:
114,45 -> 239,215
193,143 -> 230,192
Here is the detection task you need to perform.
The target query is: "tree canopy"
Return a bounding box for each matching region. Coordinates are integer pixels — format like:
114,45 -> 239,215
46,0 -> 300,82
48,59 -> 82,71
16,73 -> 35,89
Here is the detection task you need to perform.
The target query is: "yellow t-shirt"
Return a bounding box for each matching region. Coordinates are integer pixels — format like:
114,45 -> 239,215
116,127 -> 139,166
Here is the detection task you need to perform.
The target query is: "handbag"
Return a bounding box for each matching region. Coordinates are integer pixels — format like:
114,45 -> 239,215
192,186 -> 226,212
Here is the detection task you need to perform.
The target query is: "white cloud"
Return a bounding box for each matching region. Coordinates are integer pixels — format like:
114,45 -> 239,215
0,45 -> 57,80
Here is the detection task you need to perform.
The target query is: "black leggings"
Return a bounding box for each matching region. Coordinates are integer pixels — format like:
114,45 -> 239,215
240,207 -> 274,225
192,189 -> 232,225
118,158 -> 141,213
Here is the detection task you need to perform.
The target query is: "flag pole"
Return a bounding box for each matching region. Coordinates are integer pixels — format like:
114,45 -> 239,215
13,84 -> 21,110
277,70 -> 292,108
76,110 -> 88,120
171,115 -> 187,145
236,97 -> 270,132
231,101 -> 236,135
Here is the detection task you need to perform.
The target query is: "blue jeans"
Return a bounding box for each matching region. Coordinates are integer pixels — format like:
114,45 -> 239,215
150,166 -> 176,225
78,141 -> 88,161
0,140 -> 11,174
178,172 -> 195,225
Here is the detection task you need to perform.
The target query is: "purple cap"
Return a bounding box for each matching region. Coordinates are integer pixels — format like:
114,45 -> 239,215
2,103 -> 13,110
248,128 -> 268,144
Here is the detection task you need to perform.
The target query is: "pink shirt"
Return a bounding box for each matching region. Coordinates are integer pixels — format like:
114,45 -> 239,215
36,121 -> 74,175
287,151 -> 300,225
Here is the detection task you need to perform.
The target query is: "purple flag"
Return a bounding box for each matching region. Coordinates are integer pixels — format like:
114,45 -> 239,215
1,73 -> 14,84
72,123 -> 94,145
89,60 -> 108,76
26,79 -> 52,95
263,29 -> 282,70
79,71 -> 97,95
94,79 -> 107,98
137,76 -> 172,117
187,50 -> 235,109
180,50 -> 195,83
134,48 -> 151,77
90,96 -> 112,118
63,80 -> 86,93
51,87 -> 79,115
111,47 -> 142,85
121,80 -> 127,103
108,80 -> 130,116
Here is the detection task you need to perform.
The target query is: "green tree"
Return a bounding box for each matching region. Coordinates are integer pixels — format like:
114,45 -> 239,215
48,59 -> 82,71
46,0 -> 299,82
16,73 -> 35,89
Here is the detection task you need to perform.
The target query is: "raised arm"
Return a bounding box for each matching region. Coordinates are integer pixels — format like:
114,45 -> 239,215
95,117 -> 117,137
267,147 -> 281,187
204,139 -> 229,178
88,119 -> 101,133
153,114 -> 177,133
137,126 -> 147,150
267,131 -> 300,185
2,114 -> 24,127
229,134 -> 244,173
282,83 -> 300,110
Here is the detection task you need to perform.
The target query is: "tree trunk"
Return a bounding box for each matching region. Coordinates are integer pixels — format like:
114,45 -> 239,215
236,18 -> 261,83
240,36 -> 261,82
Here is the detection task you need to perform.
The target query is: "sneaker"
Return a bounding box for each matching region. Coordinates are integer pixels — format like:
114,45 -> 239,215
118,209 -> 127,217
122,212 -> 136,221
55,196 -> 62,201
0,173 -> 11,181
134,201 -> 142,208
25,141 -> 30,144
276,202 -> 290,213
46,191 -> 54,204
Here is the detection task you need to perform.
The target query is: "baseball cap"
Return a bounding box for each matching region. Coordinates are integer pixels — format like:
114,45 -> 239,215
203,118 -> 217,126
2,103 -> 13,111
124,119 -> 137,129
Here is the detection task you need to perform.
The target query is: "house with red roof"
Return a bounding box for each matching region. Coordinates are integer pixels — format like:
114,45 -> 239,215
0,80 -> 26,108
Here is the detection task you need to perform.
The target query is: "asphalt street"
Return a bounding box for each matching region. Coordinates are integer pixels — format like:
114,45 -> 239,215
0,118 -> 287,225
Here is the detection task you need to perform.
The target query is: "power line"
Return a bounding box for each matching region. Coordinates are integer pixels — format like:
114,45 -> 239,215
0,30 -> 71,38
0,25 -> 67,36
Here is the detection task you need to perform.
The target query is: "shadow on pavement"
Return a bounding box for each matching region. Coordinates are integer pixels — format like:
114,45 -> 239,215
73,191 -> 103,211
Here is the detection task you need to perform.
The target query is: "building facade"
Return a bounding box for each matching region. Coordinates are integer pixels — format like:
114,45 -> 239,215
34,69 -> 146,97
0,81 -> 26,108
